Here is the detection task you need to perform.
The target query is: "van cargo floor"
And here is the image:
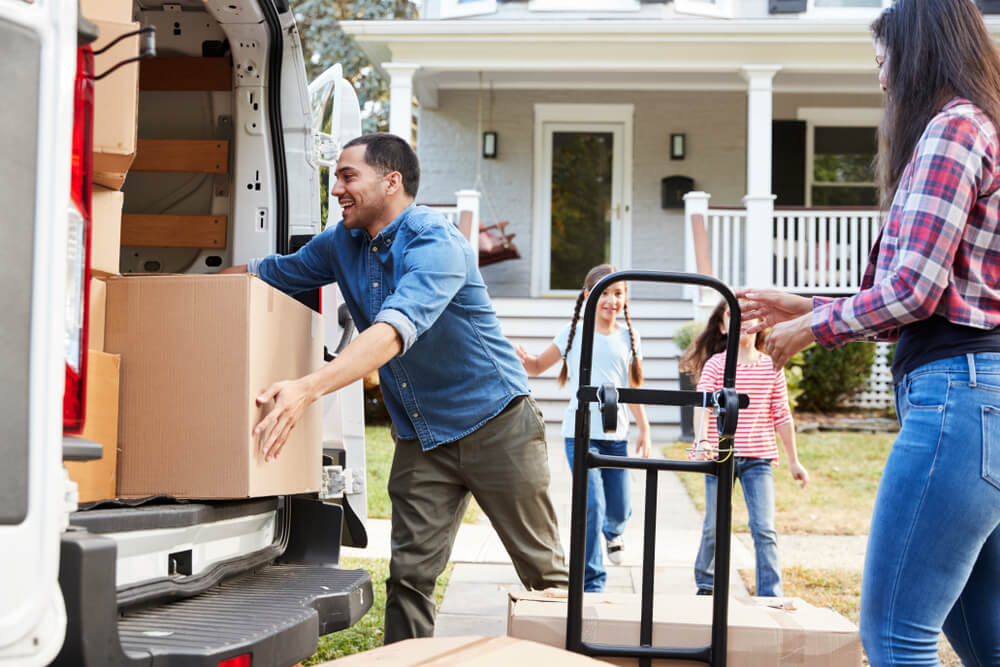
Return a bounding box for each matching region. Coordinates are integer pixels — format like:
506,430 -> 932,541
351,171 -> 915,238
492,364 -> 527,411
119,564 -> 371,666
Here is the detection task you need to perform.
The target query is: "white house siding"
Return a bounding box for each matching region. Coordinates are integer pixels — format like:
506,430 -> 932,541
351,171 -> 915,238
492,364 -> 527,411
417,87 -> 885,298
417,88 -> 751,298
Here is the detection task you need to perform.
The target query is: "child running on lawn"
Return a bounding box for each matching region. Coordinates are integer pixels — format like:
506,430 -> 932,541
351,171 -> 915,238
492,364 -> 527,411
679,299 -> 808,597
515,264 -> 651,592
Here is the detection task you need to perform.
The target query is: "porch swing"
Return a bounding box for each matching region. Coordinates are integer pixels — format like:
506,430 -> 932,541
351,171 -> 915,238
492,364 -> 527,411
458,75 -> 520,267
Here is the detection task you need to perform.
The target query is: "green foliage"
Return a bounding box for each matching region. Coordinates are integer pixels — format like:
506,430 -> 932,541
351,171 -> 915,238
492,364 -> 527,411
673,320 -> 703,355
292,0 -> 418,134
797,342 -> 876,412
784,349 -> 806,410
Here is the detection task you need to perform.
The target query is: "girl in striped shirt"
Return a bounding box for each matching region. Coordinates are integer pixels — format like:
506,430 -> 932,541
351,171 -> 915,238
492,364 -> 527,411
680,299 -> 808,597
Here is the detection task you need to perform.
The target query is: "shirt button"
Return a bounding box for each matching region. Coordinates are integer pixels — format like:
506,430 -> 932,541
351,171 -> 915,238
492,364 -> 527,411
412,412 -> 419,419
401,382 -> 407,388
373,281 -> 379,288
371,246 -> 377,252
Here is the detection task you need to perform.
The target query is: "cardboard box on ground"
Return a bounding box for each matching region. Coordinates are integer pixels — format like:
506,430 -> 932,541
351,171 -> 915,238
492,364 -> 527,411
326,636 -> 615,666
507,592 -> 862,667
105,274 -> 323,499
65,351 -> 121,503
91,19 -> 139,190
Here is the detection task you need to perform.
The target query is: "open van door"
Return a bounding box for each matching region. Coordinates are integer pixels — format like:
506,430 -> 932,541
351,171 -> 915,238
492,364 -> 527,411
308,64 -> 369,545
0,0 -> 79,663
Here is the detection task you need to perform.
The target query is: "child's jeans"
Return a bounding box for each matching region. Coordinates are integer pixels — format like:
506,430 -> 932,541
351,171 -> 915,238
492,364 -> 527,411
860,353 -> 1000,666
694,456 -> 781,597
564,438 -> 632,592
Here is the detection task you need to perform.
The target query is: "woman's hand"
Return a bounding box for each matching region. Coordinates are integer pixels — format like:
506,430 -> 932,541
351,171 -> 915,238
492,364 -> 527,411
764,313 -> 816,369
736,289 -> 813,334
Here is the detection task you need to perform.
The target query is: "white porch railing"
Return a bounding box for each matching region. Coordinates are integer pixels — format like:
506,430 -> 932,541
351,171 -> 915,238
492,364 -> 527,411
422,189 -> 482,245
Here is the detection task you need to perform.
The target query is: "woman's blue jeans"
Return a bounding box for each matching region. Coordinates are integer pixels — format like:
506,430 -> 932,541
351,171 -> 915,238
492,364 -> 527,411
860,353 -> 1000,666
564,438 -> 632,592
694,456 -> 782,597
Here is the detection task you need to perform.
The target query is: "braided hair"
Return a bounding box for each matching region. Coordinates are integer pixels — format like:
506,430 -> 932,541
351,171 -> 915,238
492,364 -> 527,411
557,264 -> 644,389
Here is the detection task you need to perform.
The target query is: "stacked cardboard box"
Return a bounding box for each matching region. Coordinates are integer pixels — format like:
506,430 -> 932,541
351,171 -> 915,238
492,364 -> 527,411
105,274 -> 324,500
329,636 -> 615,665
91,17 -> 139,190
507,592 -> 861,666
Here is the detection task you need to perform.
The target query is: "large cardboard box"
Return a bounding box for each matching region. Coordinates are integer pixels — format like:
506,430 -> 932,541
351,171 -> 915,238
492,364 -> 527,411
507,592 -> 861,666
327,636 -> 614,666
65,351 -> 121,503
92,20 -> 139,190
81,0 -> 133,23
91,186 -> 123,276
88,277 -> 107,351
105,274 -> 323,499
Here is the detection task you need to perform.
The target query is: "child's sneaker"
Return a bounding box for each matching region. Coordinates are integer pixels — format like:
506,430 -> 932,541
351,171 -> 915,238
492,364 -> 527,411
606,536 -> 625,565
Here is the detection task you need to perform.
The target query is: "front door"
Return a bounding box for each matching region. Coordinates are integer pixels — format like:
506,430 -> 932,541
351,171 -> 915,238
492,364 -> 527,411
535,109 -> 632,295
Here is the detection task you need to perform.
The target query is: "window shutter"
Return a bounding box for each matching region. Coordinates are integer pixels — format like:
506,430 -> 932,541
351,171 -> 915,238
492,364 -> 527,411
769,0 -> 807,13
772,120 -> 806,207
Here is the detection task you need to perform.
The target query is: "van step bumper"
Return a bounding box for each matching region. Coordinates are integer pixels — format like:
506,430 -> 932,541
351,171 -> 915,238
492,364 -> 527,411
54,530 -> 373,667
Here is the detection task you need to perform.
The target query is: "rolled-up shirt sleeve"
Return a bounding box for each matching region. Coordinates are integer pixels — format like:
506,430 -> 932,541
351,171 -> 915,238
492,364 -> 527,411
377,224 -> 467,355
374,308 -> 417,355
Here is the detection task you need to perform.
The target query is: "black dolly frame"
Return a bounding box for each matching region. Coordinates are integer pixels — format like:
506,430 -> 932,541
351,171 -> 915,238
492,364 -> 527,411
565,270 -> 749,667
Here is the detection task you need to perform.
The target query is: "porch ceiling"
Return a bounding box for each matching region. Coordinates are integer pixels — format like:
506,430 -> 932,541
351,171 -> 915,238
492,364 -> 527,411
340,18 -> 909,102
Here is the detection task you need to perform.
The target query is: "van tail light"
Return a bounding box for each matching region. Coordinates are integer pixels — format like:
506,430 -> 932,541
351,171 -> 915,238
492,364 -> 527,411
63,45 -> 94,434
218,655 -> 251,667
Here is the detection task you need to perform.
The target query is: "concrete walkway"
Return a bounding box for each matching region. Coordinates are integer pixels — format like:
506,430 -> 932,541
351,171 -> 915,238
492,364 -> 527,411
344,439 -> 777,636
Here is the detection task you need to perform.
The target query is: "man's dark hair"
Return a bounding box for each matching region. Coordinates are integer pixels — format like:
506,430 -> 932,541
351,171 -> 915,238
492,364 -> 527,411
344,133 -> 420,198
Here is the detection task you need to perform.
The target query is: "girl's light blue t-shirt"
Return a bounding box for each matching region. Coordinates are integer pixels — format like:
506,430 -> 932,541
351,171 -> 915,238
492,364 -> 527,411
553,323 -> 640,441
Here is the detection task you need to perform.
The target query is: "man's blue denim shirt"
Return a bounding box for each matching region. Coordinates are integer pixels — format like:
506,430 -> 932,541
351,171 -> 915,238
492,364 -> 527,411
248,204 -> 530,451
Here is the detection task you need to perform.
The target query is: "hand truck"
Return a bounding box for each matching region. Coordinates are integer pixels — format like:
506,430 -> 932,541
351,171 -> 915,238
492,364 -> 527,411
565,270 -> 748,667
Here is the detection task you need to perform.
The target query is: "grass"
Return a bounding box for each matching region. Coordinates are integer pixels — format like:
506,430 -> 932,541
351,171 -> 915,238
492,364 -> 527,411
365,425 -> 483,524
662,430 -> 895,535
740,567 -> 961,666
303,556 -> 454,664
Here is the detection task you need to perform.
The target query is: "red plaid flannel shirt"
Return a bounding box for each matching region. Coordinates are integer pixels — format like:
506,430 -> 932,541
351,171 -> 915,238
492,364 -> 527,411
812,98 -> 1000,347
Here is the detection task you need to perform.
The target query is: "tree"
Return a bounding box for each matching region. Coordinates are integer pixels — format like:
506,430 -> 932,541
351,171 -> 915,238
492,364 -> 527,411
293,0 -> 417,133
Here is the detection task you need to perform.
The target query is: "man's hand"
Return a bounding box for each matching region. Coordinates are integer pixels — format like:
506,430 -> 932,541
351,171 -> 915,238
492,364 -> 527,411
788,461 -> 810,489
218,264 -> 248,275
736,289 -> 813,334
765,313 -> 815,369
254,377 -> 318,461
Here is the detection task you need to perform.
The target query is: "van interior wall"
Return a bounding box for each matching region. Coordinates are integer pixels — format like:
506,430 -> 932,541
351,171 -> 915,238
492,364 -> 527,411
121,3 -> 232,275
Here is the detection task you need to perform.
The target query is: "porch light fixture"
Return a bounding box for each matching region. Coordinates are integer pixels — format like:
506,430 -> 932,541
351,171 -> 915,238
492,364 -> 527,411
482,131 -> 498,159
670,133 -> 686,160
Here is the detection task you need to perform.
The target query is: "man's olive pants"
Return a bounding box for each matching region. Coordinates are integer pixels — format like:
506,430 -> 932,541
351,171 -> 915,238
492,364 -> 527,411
384,395 -> 569,642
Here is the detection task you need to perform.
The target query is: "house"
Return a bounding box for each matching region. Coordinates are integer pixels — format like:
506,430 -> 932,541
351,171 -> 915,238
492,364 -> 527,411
341,0 -> 1000,438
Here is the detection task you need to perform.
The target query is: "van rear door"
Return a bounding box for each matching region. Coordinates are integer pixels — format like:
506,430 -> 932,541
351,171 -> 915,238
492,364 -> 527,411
0,0 -> 79,663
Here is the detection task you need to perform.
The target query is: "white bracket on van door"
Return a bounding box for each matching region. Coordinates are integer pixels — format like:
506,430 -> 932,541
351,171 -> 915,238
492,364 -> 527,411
321,465 -> 363,500
308,63 -> 362,169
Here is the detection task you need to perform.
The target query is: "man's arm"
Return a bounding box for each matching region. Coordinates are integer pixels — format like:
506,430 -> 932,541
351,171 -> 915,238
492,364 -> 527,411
254,322 -> 402,461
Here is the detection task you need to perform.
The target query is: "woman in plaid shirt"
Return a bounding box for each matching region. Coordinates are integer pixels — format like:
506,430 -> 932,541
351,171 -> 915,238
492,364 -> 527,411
740,1 -> 1000,664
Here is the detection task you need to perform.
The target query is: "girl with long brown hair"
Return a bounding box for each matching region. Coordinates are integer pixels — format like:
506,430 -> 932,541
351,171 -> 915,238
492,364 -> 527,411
681,299 -> 807,599
739,1 -> 1000,662
516,264 -> 650,592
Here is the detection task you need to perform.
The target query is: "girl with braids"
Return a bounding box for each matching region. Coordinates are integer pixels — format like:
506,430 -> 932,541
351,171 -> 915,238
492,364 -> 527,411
739,2 -> 1000,662
680,299 -> 807,599
515,264 -> 651,592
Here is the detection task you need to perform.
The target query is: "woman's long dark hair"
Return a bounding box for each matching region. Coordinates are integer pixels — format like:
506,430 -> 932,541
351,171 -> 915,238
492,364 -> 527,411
871,0 -> 1000,209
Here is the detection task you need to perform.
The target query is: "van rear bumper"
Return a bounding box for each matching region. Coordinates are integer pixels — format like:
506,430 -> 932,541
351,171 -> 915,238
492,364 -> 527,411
52,529 -> 372,666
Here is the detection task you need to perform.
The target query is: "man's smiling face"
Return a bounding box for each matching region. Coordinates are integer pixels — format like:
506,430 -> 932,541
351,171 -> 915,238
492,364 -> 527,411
332,144 -> 391,235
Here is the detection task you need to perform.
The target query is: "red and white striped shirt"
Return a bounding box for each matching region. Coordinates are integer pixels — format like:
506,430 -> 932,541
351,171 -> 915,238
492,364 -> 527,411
694,352 -> 792,462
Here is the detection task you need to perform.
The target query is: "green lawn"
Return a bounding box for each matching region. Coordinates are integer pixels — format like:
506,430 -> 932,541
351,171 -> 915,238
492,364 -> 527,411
663,430 -> 894,535
365,425 -> 483,524
304,557 -> 454,664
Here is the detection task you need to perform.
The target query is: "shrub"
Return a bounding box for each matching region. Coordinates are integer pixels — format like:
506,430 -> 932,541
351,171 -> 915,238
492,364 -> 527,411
797,342 -> 876,412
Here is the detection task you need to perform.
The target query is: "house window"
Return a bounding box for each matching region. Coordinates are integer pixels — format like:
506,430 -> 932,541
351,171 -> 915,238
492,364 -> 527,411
529,0 -> 640,10
811,127 -> 877,207
809,0 -> 892,15
424,0 -> 497,19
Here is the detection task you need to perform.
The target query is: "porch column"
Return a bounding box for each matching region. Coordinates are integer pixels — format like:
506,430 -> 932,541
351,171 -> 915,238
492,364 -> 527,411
741,65 -> 781,289
455,189 -> 481,245
383,62 -> 419,144
683,191 -> 711,318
